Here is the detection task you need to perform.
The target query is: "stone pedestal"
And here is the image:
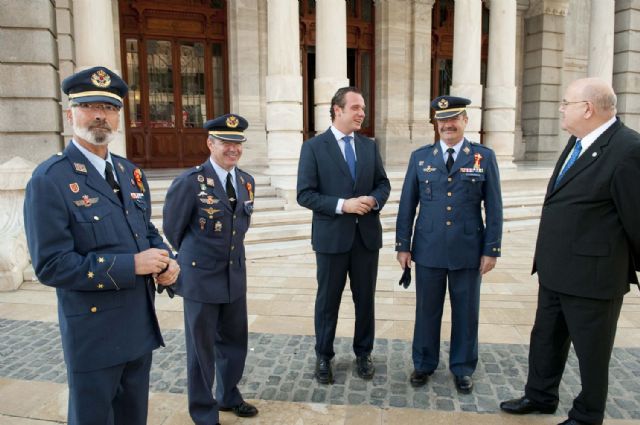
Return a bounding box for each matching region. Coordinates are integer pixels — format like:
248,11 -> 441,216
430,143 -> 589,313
265,0 -> 303,199
0,157 -> 36,291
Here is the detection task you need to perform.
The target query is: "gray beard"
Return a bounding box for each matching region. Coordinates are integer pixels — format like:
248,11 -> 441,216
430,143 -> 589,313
72,123 -> 115,146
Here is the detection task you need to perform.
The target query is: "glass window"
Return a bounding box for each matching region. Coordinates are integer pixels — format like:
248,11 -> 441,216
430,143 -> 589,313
361,0 -> 373,22
211,43 -> 226,116
125,39 -> 141,128
147,40 -> 175,128
180,42 -> 206,128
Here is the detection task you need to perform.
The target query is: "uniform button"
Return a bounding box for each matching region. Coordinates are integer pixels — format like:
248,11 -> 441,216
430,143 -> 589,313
125,210 -> 129,215
93,216 -> 100,221
97,283 -> 104,289
446,220 -> 452,226
192,261 -> 196,266
134,233 -> 139,238
447,177 -> 452,182
446,206 -> 452,211
498,248 -> 501,252
233,214 -> 237,219
425,180 -> 429,184
232,230 -> 236,235
492,248 -> 497,252
90,306 -> 97,313
231,245 -> 235,250
447,192 -> 452,197
229,260 -> 233,265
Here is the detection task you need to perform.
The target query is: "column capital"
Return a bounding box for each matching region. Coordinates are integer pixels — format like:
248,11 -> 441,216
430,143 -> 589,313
525,0 -> 569,18
412,0 -> 436,7
517,0 -> 530,11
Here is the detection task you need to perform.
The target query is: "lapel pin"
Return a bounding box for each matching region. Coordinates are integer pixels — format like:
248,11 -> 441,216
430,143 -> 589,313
592,152 -> 597,157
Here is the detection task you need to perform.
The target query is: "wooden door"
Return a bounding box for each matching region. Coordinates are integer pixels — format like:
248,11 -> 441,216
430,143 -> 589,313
119,0 -> 229,168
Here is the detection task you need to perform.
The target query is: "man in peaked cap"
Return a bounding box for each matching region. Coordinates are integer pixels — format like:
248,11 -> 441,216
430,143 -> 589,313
395,95 -> 503,393
24,66 -> 179,425
163,114 -> 258,425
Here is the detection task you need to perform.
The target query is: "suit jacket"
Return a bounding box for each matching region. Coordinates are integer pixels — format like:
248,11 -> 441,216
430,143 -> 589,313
163,160 -> 254,304
24,142 -> 166,372
533,118 -> 640,299
297,128 -> 391,254
395,139 -> 503,269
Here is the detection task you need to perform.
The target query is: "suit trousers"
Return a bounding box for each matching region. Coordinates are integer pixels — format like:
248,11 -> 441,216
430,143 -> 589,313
66,352 -> 152,425
314,226 -> 379,359
184,296 -> 248,425
525,285 -> 623,425
412,265 -> 481,376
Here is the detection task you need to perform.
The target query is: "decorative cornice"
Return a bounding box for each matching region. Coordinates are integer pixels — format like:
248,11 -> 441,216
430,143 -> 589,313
525,0 -> 568,18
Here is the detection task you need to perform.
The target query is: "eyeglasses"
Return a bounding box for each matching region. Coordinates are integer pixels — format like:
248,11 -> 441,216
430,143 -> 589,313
559,100 -> 589,108
73,103 -> 121,113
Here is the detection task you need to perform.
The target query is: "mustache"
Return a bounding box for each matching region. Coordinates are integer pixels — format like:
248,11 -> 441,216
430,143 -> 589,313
89,122 -> 112,131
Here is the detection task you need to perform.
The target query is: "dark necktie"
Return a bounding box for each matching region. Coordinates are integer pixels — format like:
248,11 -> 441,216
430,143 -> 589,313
105,162 -> 122,202
226,173 -> 237,210
446,148 -> 455,172
343,136 -> 357,181
554,139 -> 583,188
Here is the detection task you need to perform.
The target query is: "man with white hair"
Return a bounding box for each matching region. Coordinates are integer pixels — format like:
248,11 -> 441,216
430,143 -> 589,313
500,78 -> 640,425
24,66 -> 179,425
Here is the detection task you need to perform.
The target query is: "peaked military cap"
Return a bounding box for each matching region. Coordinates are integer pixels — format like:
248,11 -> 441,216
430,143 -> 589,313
62,66 -> 128,107
205,114 -> 248,143
431,95 -> 471,119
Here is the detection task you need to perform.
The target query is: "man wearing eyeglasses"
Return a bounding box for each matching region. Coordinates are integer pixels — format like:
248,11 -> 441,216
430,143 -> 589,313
500,78 -> 640,425
23,66 -> 179,425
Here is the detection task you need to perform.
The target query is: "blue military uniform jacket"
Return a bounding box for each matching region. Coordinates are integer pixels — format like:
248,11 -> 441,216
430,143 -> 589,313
24,142 -> 166,372
395,139 -> 503,269
162,161 -> 255,304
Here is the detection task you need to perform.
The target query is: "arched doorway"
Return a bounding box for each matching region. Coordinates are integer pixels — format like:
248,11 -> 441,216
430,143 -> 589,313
118,0 -> 229,168
300,0 -> 375,140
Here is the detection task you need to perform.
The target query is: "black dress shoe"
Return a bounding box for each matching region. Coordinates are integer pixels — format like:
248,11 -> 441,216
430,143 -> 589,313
557,419 -> 587,425
500,396 -> 557,415
454,375 -> 473,393
219,400 -> 258,417
315,357 -> 333,384
356,354 -> 375,379
410,370 -> 430,388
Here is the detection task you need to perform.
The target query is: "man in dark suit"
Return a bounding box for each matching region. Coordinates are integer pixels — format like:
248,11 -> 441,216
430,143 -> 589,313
395,96 -> 503,393
500,78 -> 640,425
297,87 -> 390,384
163,114 -> 258,425
23,66 -> 179,425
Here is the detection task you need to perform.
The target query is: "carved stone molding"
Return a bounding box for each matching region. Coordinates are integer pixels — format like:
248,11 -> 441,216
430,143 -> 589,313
525,0 -> 569,18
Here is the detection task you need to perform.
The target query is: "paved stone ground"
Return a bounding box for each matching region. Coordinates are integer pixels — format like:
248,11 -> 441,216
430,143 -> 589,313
2,318 -> 640,420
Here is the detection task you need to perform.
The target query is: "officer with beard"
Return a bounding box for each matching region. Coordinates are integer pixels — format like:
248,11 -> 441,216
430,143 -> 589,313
23,66 -> 179,425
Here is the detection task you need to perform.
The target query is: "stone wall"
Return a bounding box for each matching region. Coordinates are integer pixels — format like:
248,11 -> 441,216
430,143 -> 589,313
614,0 -> 640,130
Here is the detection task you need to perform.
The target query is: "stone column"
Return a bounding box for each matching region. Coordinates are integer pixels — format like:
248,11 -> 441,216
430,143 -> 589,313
72,0 -> 126,156
451,0 -> 483,141
588,0 -> 615,83
409,0 -> 436,148
0,158 -> 36,291
483,0 -> 517,165
521,0 -> 569,161
513,0 -> 529,161
314,0 -> 350,132
228,0 -> 268,168
613,0 -> 640,130
0,0 -> 62,164
266,0 -> 303,202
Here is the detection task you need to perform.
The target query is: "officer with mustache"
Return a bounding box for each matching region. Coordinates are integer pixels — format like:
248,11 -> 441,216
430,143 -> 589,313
395,95 -> 503,393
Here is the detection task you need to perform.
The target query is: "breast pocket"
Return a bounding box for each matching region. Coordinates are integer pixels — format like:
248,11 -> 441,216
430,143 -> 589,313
419,172 -> 442,201
72,206 -> 120,251
460,173 -> 485,198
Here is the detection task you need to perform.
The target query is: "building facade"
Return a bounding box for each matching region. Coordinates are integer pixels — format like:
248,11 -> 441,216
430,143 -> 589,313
1,0 -> 638,196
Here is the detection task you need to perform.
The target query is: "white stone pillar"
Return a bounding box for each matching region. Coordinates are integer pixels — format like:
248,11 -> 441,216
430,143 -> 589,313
588,0 -> 615,83
72,0 -> 126,156
483,0 -> 517,165
451,0 -> 483,141
613,0 -> 640,131
266,0 -> 303,202
314,0 -> 350,132
409,0 -> 436,147
0,157 -> 36,291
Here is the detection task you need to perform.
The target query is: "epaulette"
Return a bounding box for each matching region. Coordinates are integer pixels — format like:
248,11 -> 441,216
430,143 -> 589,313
469,141 -> 493,152
236,167 -> 253,179
35,152 -> 67,175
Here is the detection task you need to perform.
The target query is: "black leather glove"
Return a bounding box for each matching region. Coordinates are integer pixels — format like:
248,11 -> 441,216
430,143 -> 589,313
399,267 -> 411,289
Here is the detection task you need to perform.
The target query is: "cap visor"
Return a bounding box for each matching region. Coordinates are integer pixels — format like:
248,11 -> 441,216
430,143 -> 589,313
71,95 -> 122,108
434,110 -> 464,120
211,134 -> 246,143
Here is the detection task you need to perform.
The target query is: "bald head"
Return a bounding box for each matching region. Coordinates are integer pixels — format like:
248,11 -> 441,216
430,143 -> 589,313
560,78 -> 617,137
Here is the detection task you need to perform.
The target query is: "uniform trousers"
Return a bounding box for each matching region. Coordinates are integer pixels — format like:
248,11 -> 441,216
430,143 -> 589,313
67,352 -> 152,425
525,285 -> 623,425
314,227 -> 379,359
184,296 -> 248,425
413,265 -> 481,376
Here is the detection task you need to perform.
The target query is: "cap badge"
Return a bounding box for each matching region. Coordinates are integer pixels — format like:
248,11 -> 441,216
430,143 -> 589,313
226,115 -> 239,128
91,70 -> 111,88
438,98 -> 449,109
